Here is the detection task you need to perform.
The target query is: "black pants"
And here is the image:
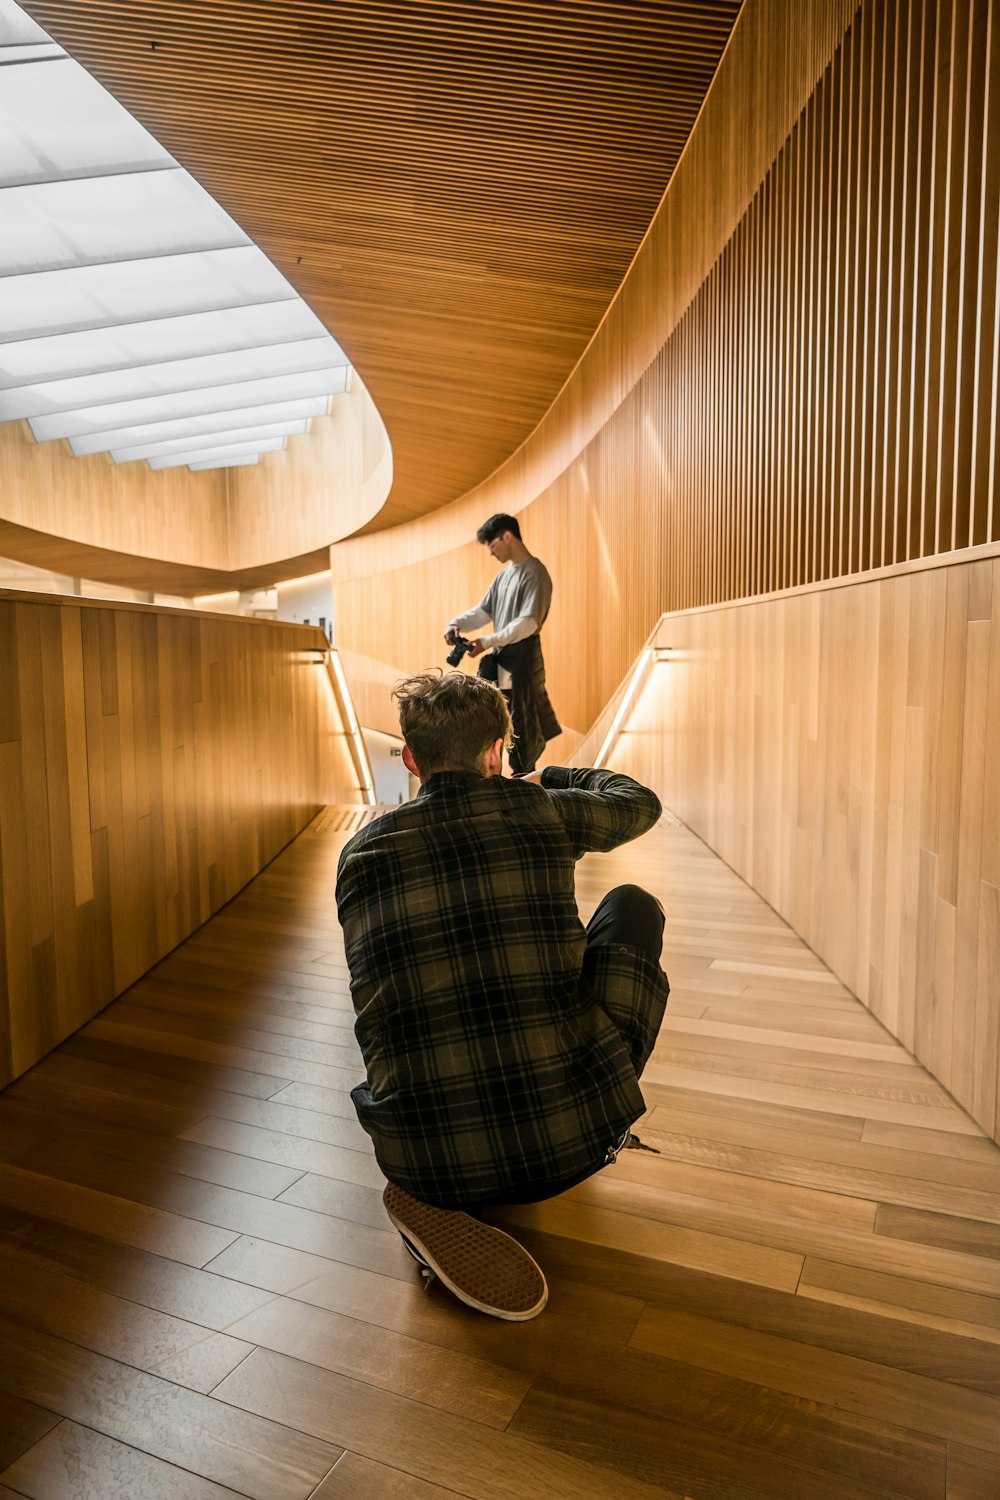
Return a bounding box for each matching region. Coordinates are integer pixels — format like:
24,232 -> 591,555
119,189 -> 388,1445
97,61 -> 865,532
499,688 -> 536,775
586,882 -> 665,963
484,883 -> 668,1207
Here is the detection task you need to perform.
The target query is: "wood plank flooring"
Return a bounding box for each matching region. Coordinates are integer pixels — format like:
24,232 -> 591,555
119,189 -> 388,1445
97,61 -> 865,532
0,808 -> 998,1499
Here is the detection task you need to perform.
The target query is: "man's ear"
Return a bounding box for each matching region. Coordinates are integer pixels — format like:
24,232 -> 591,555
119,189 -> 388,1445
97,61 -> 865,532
401,744 -> 420,778
484,738 -> 504,777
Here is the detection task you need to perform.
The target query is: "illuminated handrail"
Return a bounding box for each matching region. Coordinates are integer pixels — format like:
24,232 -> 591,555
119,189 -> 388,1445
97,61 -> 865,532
315,644 -> 376,805
593,641 -> 675,769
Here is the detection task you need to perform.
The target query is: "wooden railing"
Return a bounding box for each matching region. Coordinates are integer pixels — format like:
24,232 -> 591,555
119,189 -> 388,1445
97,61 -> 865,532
0,591 -> 359,1086
601,546 -> 1000,1146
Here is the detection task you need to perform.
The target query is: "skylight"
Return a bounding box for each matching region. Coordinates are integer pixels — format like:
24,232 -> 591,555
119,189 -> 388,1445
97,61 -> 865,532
0,0 -> 352,472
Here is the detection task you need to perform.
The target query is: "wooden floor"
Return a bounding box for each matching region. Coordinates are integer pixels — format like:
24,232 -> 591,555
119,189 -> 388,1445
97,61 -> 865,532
0,806 -> 998,1500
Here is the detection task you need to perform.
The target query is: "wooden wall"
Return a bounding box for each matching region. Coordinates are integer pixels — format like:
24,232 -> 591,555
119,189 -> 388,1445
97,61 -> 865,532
333,0 -> 1000,734
0,376 -> 391,596
606,548 -> 1000,1142
0,591 -> 358,1087
330,0 -> 861,582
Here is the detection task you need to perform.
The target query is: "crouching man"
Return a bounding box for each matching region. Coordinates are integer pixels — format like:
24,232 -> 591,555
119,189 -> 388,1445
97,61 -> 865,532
335,671 -> 669,1320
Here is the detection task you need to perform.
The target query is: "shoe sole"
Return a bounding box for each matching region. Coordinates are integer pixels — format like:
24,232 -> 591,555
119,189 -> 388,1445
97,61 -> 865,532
383,1183 -> 548,1321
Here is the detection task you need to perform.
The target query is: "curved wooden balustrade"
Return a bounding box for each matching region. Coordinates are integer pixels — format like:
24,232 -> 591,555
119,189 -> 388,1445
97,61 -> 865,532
0,376 -> 391,596
594,546 -> 1000,1146
0,590 -> 359,1087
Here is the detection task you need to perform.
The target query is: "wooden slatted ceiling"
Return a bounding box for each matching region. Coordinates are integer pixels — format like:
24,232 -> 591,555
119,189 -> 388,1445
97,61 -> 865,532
23,0 -> 743,532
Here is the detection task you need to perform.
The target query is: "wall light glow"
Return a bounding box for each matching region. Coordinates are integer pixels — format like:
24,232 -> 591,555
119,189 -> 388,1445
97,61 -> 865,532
278,569 -> 332,590
325,646 -> 375,803
594,647 -> 674,768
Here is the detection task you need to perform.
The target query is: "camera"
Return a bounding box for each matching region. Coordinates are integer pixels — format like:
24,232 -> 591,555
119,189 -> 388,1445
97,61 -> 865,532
445,632 -> 473,667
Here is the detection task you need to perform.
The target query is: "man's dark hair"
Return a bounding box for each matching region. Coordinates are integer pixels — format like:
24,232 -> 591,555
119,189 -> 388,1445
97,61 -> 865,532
476,513 -> 521,545
394,670 -> 514,775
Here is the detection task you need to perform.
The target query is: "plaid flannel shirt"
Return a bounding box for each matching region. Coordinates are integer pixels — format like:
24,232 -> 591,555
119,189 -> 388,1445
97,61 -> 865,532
336,765 -> 667,1206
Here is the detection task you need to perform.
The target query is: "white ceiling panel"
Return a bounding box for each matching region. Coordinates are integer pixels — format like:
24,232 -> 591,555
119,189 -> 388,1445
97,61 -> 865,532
0,0 -> 363,473
0,0 -> 49,44
30,366 -> 350,441
67,397 -> 331,455
2,40 -> 60,61
149,438 -> 284,469
0,248 -> 300,344
1,171 -> 248,277
0,55 -> 168,186
0,300 -> 330,387
188,456 -> 260,470
0,334 -> 348,419
111,420 -> 309,463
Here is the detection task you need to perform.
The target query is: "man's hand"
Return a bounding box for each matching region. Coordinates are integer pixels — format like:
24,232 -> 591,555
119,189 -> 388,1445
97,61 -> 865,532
444,627 -> 459,643
467,638 -> 487,657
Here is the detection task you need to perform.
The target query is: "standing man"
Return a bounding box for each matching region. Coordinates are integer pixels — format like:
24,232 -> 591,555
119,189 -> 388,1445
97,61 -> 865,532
336,671 -> 669,1321
445,512 -> 560,773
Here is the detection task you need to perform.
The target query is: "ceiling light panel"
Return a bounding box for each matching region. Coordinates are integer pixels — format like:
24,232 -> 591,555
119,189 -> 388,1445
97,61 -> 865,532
148,439 -> 284,469
2,172 -> 248,278
3,40 -> 60,62
0,0 -> 357,472
0,55 -> 167,185
0,335 -> 348,420
67,397 -> 331,456
112,421 -> 308,463
0,248 -> 300,344
0,0 -> 48,45
0,301 -> 332,387
29,367 -> 350,442
188,456 -> 260,470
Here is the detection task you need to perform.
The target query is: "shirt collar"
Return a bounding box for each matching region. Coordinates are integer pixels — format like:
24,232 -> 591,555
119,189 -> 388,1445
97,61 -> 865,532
417,770 -> 489,797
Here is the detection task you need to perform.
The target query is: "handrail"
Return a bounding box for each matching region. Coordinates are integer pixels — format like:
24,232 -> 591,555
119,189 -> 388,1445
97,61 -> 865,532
569,618 -> 675,770
320,644 -> 376,805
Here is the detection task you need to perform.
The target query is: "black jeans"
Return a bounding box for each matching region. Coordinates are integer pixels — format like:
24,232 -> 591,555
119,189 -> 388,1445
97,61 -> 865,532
586,882 -> 665,963
484,883 -> 668,1207
499,688 -> 536,774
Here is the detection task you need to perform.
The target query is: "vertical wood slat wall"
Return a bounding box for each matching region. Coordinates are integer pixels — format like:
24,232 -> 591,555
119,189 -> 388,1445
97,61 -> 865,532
333,0 -> 1000,744
0,593 -> 357,1087
576,0 -> 1000,608
610,550 -> 1000,1142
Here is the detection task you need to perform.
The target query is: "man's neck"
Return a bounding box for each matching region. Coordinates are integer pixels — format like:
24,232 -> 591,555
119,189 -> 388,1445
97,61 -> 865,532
506,540 -> 531,566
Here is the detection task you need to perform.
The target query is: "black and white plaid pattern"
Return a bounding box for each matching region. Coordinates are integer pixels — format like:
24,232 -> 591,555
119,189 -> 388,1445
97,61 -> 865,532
336,767 -> 668,1207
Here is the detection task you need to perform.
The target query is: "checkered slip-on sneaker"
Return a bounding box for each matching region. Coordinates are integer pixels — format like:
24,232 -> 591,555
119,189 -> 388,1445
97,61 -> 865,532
383,1182 -> 548,1321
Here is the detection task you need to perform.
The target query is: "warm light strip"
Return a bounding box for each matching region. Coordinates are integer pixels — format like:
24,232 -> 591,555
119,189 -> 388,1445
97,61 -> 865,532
327,647 -> 375,804
277,569 -> 332,589
193,589 -> 240,604
593,648 -> 667,769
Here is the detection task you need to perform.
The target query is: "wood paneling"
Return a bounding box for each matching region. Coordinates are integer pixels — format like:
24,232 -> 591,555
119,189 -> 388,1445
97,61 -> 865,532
0,589 -> 358,1087
603,551 -> 1000,1142
0,378 -> 389,596
332,0 -> 1000,732
329,0 -> 861,581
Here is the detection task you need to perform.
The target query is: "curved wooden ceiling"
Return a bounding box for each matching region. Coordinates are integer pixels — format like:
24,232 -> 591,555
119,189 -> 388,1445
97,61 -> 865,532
25,0 -> 743,534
